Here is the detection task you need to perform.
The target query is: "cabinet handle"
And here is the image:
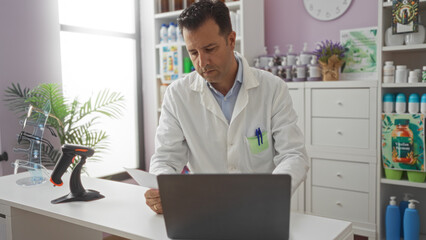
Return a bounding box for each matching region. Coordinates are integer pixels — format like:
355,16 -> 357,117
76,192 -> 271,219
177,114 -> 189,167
337,130 -> 343,135
336,201 -> 342,206
337,101 -> 343,106
336,172 -> 342,177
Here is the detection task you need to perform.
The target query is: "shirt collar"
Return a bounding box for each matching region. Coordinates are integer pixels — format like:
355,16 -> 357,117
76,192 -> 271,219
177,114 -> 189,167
206,54 -> 243,95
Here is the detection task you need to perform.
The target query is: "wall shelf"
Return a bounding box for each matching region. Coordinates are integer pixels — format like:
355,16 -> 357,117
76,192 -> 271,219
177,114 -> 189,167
381,178 -> 426,188
382,83 -> 426,88
383,44 -> 426,52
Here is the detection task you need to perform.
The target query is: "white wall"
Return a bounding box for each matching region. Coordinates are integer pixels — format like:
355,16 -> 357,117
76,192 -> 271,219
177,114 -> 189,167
0,0 -> 62,175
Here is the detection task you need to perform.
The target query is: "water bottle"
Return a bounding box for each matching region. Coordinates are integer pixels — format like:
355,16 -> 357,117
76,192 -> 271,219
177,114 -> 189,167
160,24 -> 168,43
168,22 -> 177,43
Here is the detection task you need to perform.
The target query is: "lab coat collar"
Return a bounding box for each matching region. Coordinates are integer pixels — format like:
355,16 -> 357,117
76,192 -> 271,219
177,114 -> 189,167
189,51 -> 259,125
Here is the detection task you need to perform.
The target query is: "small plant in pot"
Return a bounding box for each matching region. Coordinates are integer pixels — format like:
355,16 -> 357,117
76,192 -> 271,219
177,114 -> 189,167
313,40 -> 345,81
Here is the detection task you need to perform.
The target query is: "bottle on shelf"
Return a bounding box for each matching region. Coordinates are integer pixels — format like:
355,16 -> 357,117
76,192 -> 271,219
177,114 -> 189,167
299,42 -> 313,65
395,93 -> 407,113
403,199 -> 420,240
292,56 -> 306,82
160,24 -> 168,44
399,193 -> 413,238
405,16 -> 426,45
386,196 -> 401,240
422,66 -> 426,83
383,93 -> 395,113
395,65 -> 408,83
273,45 -> 282,66
286,44 -> 296,66
168,22 -> 177,43
307,56 -> 321,81
383,61 -> 395,83
421,94 -> 426,114
159,0 -> 169,13
408,93 -> 420,114
408,70 -> 419,83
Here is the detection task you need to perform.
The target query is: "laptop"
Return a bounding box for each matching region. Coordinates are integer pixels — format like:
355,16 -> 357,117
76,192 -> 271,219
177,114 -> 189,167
157,174 -> 292,240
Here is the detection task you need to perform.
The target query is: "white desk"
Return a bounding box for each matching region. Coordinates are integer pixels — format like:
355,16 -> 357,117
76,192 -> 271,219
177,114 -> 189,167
0,172 -> 353,240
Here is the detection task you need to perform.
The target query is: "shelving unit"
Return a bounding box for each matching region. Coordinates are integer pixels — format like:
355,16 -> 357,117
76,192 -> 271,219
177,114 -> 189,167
377,0 -> 426,239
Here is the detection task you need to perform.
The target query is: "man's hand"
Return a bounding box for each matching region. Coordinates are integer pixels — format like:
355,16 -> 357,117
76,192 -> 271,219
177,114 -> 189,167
145,189 -> 163,214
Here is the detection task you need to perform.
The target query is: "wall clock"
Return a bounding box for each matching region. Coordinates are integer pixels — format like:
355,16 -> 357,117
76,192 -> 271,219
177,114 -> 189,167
303,0 -> 353,21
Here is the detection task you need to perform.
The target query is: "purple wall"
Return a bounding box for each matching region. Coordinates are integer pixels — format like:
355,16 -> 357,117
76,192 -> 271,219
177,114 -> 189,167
264,0 -> 378,55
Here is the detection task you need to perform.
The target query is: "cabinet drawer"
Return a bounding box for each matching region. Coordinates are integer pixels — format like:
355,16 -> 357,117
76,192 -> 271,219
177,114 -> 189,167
0,204 -> 10,217
312,158 -> 369,192
312,186 -> 369,223
311,118 -> 369,149
311,89 -> 369,118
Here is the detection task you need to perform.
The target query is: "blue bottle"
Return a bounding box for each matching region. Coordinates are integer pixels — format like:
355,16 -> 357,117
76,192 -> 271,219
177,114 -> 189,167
386,196 -> 400,240
404,199 -> 420,240
400,193 -> 412,238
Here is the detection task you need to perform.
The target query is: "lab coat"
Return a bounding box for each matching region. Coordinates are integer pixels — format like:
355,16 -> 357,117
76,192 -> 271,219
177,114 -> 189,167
150,52 -> 309,193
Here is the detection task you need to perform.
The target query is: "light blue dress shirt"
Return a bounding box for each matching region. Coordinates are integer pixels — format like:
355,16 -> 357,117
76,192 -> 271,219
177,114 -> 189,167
207,55 -> 243,123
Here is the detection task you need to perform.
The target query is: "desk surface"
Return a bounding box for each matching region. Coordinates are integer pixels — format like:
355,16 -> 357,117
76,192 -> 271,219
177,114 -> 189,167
0,172 -> 352,240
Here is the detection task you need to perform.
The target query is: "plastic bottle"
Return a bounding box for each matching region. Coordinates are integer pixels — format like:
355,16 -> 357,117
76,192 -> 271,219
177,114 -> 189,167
293,56 -> 306,82
399,193 -> 413,238
168,22 -> 177,43
273,45 -> 282,66
281,57 -> 292,82
383,93 -> 395,113
395,93 -> 407,113
395,65 -> 408,83
421,94 -> 426,114
307,56 -> 321,81
408,93 -> 420,114
403,199 -> 420,240
385,26 -> 404,46
160,24 -> 168,43
286,44 -> 297,66
386,196 -> 401,240
422,66 -> 426,83
408,70 -> 419,83
383,61 -> 395,83
300,42 -> 313,65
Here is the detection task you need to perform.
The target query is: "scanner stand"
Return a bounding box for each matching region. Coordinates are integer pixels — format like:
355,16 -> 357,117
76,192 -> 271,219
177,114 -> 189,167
51,156 -> 105,204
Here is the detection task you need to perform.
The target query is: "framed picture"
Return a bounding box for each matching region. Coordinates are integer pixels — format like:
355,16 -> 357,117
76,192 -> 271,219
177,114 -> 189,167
392,0 -> 419,34
340,27 -> 377,80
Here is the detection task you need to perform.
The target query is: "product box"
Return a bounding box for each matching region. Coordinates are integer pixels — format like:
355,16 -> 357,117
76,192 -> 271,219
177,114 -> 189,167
382,113 -> 425,172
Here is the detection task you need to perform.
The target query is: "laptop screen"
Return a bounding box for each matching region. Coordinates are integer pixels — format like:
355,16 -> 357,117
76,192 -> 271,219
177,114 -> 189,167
158,174 -> 291,240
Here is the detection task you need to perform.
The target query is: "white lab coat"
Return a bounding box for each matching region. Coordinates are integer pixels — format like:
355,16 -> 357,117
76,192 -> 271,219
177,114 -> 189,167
150,52 -> 309,193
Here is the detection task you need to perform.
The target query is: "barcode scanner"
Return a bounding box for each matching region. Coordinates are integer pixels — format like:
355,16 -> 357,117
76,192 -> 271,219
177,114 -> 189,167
50,144 -> 104,204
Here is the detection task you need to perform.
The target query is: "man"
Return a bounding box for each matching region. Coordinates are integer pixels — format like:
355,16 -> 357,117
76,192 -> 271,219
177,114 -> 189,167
145,0 -> 309,214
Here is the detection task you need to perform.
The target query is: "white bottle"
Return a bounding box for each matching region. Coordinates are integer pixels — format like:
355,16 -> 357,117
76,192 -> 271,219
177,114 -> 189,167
408,93 -> 420,114
395,65 -> 408,83
408,70 -> 419,83
307,56 -> 321,81
286,44 -> 296,66
405,16 -> 426,45
300,42 -> 313,65
293,57 -> 306,81
395,93 -> 407,114
383,61 -> 395,83
160,24 -> 168,43
168,22 -> 177,43
385,27 -> 405,46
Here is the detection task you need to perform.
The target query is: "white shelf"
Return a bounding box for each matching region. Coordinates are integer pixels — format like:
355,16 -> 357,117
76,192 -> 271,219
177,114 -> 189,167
382,82 -> 426,88
383,44 -> 426,52
155,37 -> 241,49
381,178 -> 426,188
383,0 -> 426,8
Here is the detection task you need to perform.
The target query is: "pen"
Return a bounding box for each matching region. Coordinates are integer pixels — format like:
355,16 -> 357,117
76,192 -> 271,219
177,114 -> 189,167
258,128 -> 263,145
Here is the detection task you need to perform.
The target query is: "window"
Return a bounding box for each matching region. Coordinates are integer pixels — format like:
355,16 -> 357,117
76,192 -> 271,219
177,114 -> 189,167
58,0 -> 142,177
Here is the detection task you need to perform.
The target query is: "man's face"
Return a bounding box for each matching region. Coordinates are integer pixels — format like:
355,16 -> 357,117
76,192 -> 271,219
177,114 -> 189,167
183,19 -> 236,84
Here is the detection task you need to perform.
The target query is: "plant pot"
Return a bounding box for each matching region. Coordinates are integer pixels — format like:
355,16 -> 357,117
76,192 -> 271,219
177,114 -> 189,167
319,55 -> 343,81
384,168 -> 403,180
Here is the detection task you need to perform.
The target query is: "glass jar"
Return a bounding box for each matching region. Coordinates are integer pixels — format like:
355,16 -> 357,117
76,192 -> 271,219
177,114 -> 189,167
391,119 -> 414,164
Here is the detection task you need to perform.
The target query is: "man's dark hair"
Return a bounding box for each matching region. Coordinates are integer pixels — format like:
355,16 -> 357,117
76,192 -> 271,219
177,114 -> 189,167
177,0 -> 232,39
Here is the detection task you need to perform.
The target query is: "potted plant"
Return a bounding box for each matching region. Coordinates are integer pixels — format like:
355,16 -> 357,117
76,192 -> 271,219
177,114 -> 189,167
4,83 -> 125,168
313,40 -> 345,81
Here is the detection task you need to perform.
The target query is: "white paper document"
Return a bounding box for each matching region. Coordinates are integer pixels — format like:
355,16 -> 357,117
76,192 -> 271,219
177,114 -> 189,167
125,168 -> 158,189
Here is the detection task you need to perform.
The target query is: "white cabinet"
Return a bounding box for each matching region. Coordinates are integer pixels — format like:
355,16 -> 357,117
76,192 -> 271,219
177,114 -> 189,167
377,1 -> 426,239
304,81 -> 378,239
0,204 -> 11,240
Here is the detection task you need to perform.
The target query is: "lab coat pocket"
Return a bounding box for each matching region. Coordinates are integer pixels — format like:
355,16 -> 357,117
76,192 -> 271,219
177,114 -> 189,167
246,131 -> 269,154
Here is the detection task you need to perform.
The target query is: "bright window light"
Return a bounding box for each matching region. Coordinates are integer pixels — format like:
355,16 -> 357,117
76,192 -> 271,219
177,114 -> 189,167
58,0 -> 135,33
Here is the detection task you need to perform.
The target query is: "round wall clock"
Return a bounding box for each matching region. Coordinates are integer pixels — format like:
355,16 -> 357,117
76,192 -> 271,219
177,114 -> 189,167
303,0 -> 353,21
